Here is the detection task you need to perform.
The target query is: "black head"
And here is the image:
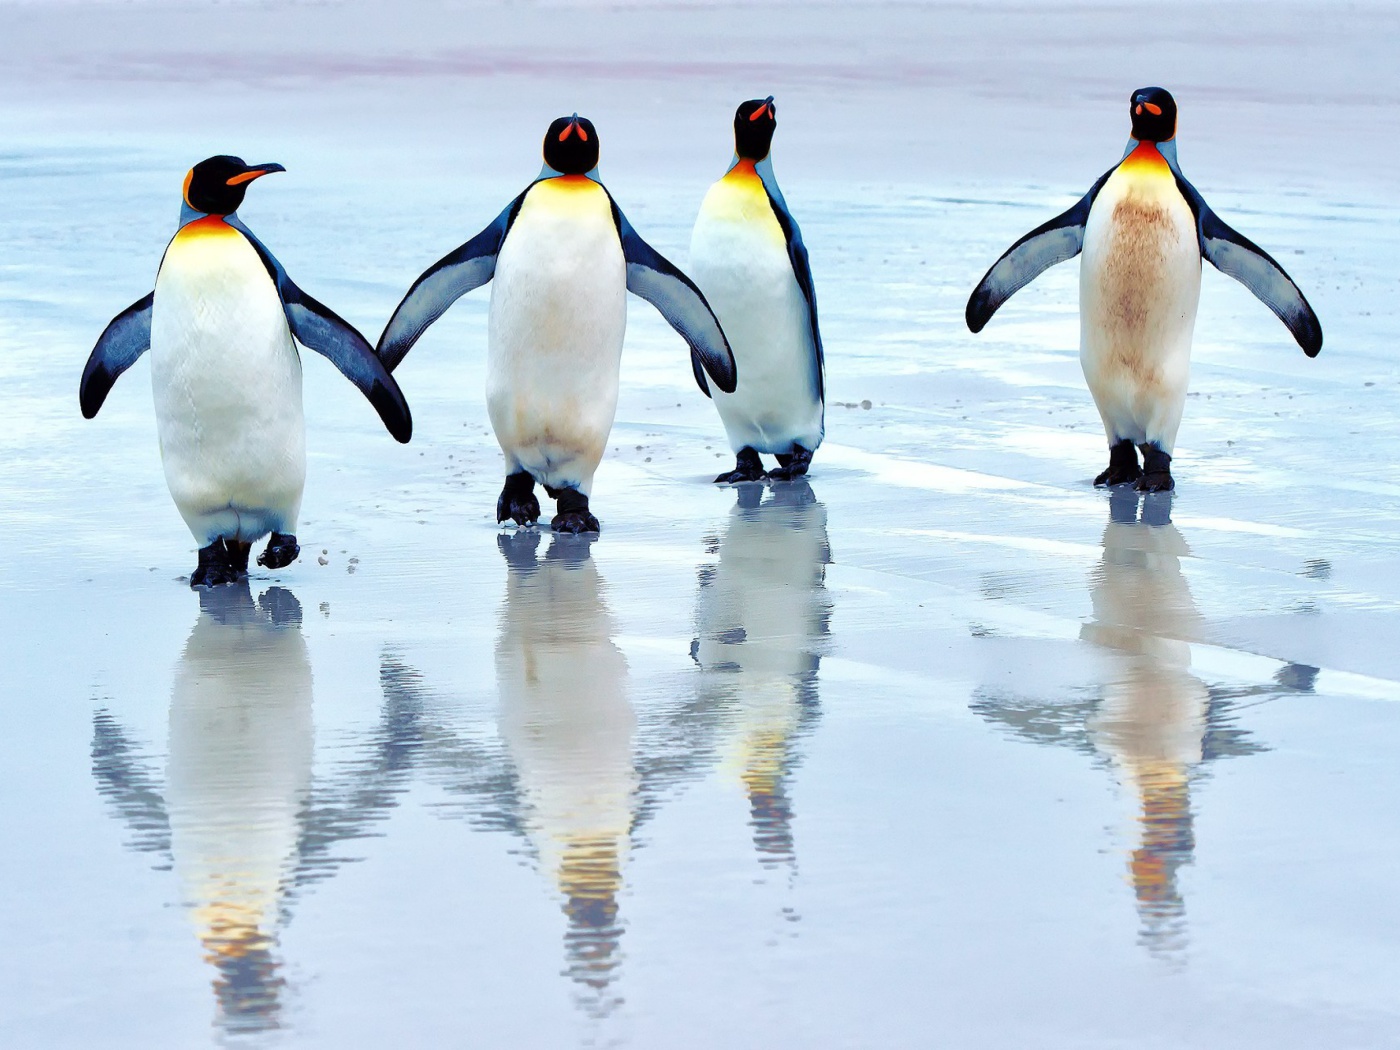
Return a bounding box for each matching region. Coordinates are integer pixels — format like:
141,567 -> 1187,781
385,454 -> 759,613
734,96 -> 776,160
183,155 -> 285,215
1129,87 -> 1177,143
542,114 -> 599,175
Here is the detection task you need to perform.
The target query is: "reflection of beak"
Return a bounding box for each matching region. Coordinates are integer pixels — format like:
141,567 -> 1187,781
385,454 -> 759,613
226,163 -> 286,187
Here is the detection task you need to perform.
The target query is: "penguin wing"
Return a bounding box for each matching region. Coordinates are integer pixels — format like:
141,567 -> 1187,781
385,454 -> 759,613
375,192 -> 528,372
1174,176 -> 1323,357
79,292 -> 154,418
756,164 -> 825,402
609,199 -> 737,396
965,169 -> 1114,333
227,218 -> 414,443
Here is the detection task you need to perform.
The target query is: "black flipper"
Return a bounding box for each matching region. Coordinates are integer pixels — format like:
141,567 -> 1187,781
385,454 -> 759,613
755,157 -> 824,403
375,191 -> 529,372
1173,175 -> 1322,357
966,169 -> 1114,333
227,217 -> 413,443
80,293 -> 154,418
607,197 -> 737,396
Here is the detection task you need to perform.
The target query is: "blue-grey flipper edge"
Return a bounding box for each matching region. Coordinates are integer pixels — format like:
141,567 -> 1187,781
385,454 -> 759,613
1173,175 -> 1322,357
607,197 -> 737,396
755,157 -> 824,403
966,169 -> 1114,333
375,192 -> 528,373
80,292 -> 154,418
228,217 -> 413,443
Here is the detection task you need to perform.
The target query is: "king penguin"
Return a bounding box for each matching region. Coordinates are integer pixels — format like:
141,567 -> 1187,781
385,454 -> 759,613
80,155 -> 412,586
377,114 -> 737,534
966,87 -> 1322,491
689,97 -> 825,483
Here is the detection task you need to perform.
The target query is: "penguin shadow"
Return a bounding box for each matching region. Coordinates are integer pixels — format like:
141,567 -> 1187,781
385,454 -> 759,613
691,480 -> 832,879
92,584 -> 437,1036
494,529 -> 636,1015
971,488 -> 1316,961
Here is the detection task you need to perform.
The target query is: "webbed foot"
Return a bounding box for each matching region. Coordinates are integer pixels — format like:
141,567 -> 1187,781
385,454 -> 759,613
768,444 -> 813,481
552,510 -> 601,534
715,447 -> 767,485
1094,440 -> 1143,487
257,532 -> 299,569
1134,444 -> 1175,492
497,471 -> 541,527
548,487 -> 600,534
191,539 -> 245,589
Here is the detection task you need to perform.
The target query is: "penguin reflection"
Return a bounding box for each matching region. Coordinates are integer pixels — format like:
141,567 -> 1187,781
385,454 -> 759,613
165,584 -> 310,1029
93,585 -> 433,1034
692,481 -> 831,870
1083,491 -> 1206,955
973,490 -> 1312,959
495,531 -> 634,1007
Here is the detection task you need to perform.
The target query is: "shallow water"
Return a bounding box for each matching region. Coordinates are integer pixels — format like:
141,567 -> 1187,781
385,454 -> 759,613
2,115 -> 1400,1048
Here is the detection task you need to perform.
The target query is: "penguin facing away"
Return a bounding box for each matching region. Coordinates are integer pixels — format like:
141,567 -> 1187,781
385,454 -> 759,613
689,96 -> 825,484
966,87 -> 1322,492
376,114 -> 737,534
80,155 -> 412,587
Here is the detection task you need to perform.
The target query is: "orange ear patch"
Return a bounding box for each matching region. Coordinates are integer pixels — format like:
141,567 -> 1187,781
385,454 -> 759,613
182,168 -> 195,206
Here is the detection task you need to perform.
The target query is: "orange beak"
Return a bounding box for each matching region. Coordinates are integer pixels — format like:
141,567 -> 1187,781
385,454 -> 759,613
225,163 -> 285,187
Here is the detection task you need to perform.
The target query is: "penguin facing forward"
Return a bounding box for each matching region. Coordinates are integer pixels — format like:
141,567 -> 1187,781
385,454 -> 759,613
689,97 -> 824,484
966,88 -> 1322,491
80,156 -> 412,587
377,114 -> 737,534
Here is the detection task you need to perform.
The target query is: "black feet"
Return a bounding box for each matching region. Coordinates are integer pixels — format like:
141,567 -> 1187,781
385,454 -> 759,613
769,444 -> 813,482
497,471 -> 541,527
257,532 -> 299,569
1136,444 -> 1175,492
715,447 -> 767,485
547,486 -> 600,534
191,538 -> 247,589
1094,440 -> 1143,487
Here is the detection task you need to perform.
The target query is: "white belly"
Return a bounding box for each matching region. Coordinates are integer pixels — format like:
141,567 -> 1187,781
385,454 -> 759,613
487,178 -> 627,495
150,219 -> 305,544
689,170 -> 822,454
1080,153 -> 1201,452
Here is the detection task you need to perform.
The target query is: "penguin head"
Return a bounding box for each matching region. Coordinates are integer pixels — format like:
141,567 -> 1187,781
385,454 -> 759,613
733,96 -> 777,161
1129,87 -> 1177,143
182,156 -> 286,216
543,115 -> 599,175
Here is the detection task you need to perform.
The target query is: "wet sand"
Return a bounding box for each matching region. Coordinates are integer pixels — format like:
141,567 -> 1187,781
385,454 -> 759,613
1,1 -> 1398,1046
